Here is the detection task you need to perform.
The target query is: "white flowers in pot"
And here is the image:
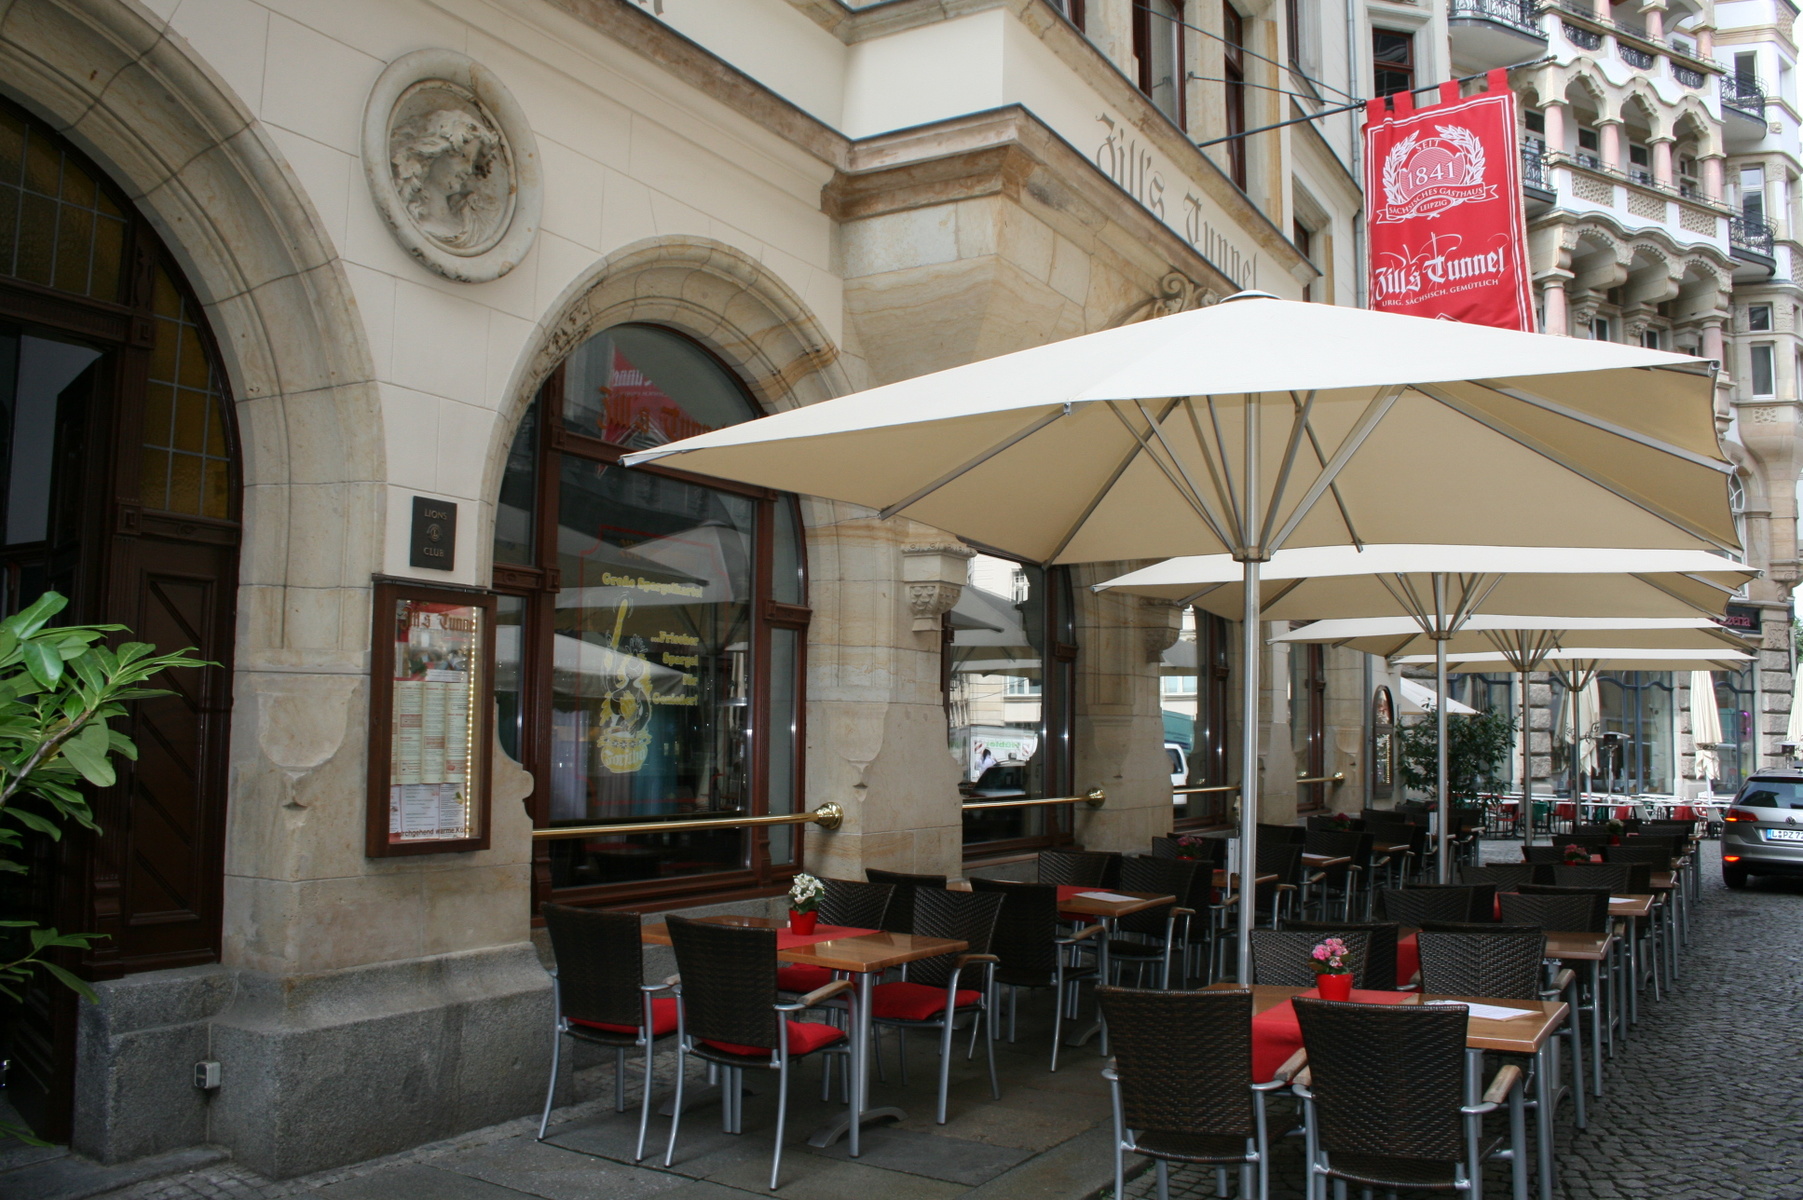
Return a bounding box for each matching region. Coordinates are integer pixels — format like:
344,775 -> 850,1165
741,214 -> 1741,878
788,872 -> 824,913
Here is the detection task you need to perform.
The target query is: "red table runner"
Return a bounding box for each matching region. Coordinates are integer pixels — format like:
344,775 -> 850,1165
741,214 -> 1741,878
775,924 -> 876,951
1251,989 -> 1417,1081
1396,934 -> 1419,989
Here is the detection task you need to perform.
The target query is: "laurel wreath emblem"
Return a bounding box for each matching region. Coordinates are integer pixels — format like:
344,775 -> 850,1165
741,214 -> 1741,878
1381,124 -> 1488,211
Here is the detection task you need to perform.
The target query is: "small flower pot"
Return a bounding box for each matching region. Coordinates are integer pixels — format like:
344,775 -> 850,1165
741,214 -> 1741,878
789,909 -> 818,935
1316,972 -> 1354,1002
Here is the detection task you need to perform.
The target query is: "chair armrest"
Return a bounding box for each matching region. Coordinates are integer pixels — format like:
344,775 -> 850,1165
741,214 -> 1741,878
663,973 -> 682,988
1058,924 -> 1106,944
776,979 -> 853,1011
1550,967 -> 1576,993
954,953 -> 1000,970
641,980 -> 675,993
1101,1065 -> 1119,1082
1173,906 -> 1197,918
1252,1049 -> 1307,1090
1481,1063 -> 1523,1106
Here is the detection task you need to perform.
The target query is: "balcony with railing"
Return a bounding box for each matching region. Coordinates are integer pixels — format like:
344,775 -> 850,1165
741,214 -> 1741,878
1521,145 -> 1556,212
1449,0 -> 1546,68
1721,76 -> 1767,142
1545,3 -> 1722,93
1730,213 -> 1777,256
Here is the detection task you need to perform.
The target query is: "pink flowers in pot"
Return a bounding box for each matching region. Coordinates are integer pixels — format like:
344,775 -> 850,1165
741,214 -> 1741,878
1309,937 -> 1352,976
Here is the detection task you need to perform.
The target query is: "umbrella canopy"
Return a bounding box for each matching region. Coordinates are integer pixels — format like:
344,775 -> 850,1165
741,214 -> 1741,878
623,294 -> 1737,982
1691,671 -> 1725,783
1094,544 -> 1752,619
1398,677 -> 1477,716
1393,648 -> 1757,673
623,296 -> 1735,564
1273,615 -> 1749,659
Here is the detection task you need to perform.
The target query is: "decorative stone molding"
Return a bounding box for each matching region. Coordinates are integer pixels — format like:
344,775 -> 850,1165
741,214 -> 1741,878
902,543 -> 976,632
362,49 -> 542,282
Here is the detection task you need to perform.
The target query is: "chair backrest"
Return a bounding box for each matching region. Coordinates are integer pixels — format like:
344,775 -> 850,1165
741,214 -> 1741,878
1249,928 -> 1373,989
1294,998 -> 1468,1163
1097,987 -> 1255,1137
1522,845 -> 1566,864
1416,929 -> 1547,1000
1255,839 -> 1304,886
1153,835 -> 1227,868
1283,920 -> 1398,991
1036,849 -> 1117,888
819,878 -> 893,931
1307,815 -> 1366,832
665,916 -> 779,1051
1460,863 -> 1535,888
1497,891 -> 1605,934
1519,881 -> 1613,928
1570,824 -> 1613,840
908,888 -> 1004,989
971,878 -> 1059,985
866,868 -> 946,933
1116,856 -> 1195,935
1257,822 -> 1308,845
1605,843 -> 1675,868
1552,864 -> 1631,893
541,903 -> 646,1027
1377,887 -> 1472,928
1406,881 -> 1495,922
1303,828 -> 1365,864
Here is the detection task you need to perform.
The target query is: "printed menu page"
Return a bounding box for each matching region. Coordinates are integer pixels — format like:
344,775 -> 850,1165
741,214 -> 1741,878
388,599 -> 481,842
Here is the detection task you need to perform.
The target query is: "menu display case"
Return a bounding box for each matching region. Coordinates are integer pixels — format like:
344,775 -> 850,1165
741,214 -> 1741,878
367,579 -> 496,856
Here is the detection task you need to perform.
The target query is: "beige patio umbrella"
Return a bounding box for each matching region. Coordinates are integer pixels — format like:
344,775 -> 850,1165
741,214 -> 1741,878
622,293 -> 1735,982
1096,544 -> 1752,875
1285,617 -> 1750,843
1397,648 -> 1754,808
1690,671 -> 1726,789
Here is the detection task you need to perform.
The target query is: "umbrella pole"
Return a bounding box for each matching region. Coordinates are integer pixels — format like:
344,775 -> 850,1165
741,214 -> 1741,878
1435,632 -> 1451,883
1521,667 -> 1533,848
1236,556 -> 1262,985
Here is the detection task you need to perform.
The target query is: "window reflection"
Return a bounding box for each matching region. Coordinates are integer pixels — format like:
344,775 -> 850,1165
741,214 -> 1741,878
951,554 -> 1053,844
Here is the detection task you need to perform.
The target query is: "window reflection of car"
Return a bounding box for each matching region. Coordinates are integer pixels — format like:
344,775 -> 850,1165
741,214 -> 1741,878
960,764 -> 1028,800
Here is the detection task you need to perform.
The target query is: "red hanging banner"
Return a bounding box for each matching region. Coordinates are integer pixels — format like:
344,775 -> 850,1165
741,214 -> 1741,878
1364,70 -> 1534,331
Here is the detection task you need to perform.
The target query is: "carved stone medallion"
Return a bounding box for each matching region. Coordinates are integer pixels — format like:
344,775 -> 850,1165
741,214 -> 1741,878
362,49 -> 541,282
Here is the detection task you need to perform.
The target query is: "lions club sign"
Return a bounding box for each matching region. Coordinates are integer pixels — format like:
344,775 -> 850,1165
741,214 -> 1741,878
1364,70 -> 1533,331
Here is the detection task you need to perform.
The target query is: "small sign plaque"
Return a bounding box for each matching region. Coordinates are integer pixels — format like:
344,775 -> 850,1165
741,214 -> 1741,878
410,497 -> 457,570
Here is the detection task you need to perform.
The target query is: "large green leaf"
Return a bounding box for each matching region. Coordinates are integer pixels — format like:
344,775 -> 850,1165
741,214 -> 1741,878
58,723 -> 115,788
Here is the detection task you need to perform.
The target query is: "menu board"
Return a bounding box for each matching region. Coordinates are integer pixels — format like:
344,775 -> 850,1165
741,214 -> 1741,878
368,583 -> 493,856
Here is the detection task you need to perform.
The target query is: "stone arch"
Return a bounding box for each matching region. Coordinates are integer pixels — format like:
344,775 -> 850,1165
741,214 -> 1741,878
1557,63 -> 1615,121
482,236 -> 854,570
1618,82 -> 1665,140
0,0 -> 383,645
1670,100 -> 1721,158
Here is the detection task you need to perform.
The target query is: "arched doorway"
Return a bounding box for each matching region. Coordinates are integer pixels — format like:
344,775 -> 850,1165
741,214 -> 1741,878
0,97 -> 240,1139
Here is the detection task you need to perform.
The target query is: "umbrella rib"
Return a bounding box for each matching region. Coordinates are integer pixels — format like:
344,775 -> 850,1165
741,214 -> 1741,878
877,406 -> 1069,520
1291,392 -> 1364,549
1455,574 -> 1507,628
1177,581 -> 1229,606
1260,577 -> 1307,614
1044,399 -> 1182,564
1266,384 -> 1405,554
1195,399 -> 1245,537
1470,381 -> 1736,474
1628,572 -> 1735,617
1415,384 -> 1738,552
1135,398 -> 1236,539
1104,402 -> 1236,547
1378,573 -> 1435,629
1257,391 -> 1318,551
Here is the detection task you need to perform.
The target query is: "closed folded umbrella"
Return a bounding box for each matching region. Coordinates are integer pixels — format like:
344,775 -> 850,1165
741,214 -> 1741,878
1690,671 -> 1725,787
624,293 -> 1735,981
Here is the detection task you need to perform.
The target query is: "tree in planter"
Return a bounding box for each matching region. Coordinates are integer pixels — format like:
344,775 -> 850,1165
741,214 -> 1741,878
0,592 -> 207,1141
1396,704 -> 1518,804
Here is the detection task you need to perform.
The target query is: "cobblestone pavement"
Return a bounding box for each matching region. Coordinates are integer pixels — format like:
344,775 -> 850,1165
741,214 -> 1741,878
23,838 -> 1801,1200
1128,839 -> 1803,1200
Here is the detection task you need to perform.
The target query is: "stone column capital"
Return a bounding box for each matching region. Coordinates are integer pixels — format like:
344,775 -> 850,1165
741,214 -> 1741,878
901,543 -> 976,632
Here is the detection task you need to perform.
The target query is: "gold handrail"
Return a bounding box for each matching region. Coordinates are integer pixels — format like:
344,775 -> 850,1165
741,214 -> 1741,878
532,803 -> 845,840
1173,783 -> 1240,796
1296,772 -> 1347,785
961,789 -> 1107,812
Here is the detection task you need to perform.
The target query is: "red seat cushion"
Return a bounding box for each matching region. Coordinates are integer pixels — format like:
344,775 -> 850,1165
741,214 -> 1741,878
775,965 -> 835,994
870,981 -> 982,1022
569,996 -> 678,1037
701,1020 -> 846,1058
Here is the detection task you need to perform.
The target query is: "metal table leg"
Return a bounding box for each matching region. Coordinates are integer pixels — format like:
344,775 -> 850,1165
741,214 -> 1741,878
806,970 -> 902,1152
1535,1040 -> 1556,1199
1064,917 -> 1115,1053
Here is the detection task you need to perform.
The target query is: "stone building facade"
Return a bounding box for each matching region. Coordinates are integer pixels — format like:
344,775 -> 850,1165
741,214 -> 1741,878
0,0 -> 1380,1176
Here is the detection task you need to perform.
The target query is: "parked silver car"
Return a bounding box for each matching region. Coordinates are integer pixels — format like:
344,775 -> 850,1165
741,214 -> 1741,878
1721,771 -> 1803,888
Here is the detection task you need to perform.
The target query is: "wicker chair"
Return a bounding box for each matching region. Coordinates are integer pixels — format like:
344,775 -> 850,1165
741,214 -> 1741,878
662,917 -> 852,1189
1036,849 -> 1119,888
1552,863 -> 1632,893
872,889 -> 1004,1123
1405,881 -> 1496,923
1284,920 -> 1399,991
1292,998 -> 1523,1199
1249,928 -> 1374,989
1376,887 -> 1472,928
866,868 -> 945,934
1107,856 -> 1198,988
776,879 -> 893,996
537,904 -> 677,1160
1098,987 -> 1297,1200
1498,891 -> 1605,933
1301,828 -> 1367,920
1460,863 -> 1536,889
1522,845 -> 1568,865
1253,840 -> 1305,928
970,878 -> 1098,1069
1605,842 -> 1677,869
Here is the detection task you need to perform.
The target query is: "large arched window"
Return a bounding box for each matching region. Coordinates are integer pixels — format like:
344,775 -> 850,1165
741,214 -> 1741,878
493,324 -> 808,909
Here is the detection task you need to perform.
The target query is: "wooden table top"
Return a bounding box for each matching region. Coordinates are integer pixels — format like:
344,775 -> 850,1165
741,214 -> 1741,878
1058,889 -> 1176,918
1651,871 -> 1675,890
1213,870 -> 1280,889
1542,931 -> 1613,962
1374,842 -> 1411,855
1209,983 -> 1568,1055
640,915 -> 966,973
1301,854 -> 1351,869
1609,894 -> 1655,919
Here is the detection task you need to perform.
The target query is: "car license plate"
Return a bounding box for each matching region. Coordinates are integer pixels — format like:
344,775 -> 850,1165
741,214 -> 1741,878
1764,828 -> 1803,842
